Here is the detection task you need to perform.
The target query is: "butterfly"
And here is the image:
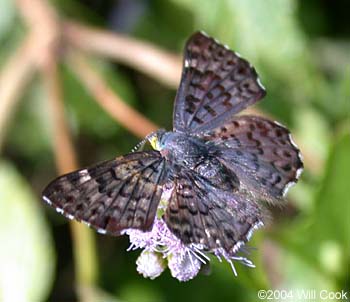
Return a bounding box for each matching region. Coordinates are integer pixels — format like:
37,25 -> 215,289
43,31 -> 303,256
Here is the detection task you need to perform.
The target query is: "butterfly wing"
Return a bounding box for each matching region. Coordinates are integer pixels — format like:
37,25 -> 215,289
201,115 -> 303,201
42,151 -> 167,235
173,31 -> 265,133
163,171 -> 264,255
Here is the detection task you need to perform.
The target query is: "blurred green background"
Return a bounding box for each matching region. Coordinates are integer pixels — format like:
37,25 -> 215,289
0,0 -> 349,301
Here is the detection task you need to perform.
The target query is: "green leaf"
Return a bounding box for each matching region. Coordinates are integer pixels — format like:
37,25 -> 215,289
332,67 -> 350,121
293,107 -> 331,170
0,160 -> 55,302
6,81 -> 53,162
312,132 -> 350,250
0,0 -> 16,39
279,246 -> 335,293
119,282 -> 164,302
275,132 -> 350,288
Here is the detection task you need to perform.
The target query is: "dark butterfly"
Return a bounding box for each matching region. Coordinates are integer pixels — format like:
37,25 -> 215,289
43,31 -> 303,256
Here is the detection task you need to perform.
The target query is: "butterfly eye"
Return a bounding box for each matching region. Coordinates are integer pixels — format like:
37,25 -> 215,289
149,135 -> 160,150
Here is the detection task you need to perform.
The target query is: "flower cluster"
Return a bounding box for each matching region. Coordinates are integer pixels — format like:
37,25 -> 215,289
123,217 -> 203,281
123,215 -> 258,281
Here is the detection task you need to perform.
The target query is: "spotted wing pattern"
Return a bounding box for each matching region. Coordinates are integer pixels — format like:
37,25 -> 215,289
173,31 -> 266,133
42,151 -> 167,235
201,115 -> 303,201
164,171 -> 264,254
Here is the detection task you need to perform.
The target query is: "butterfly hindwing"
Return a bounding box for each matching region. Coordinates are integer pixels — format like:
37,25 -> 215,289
201,115 -> 303,201
43,151 -> 167,234
173,31 -> 266,133
164,171 -> 264,254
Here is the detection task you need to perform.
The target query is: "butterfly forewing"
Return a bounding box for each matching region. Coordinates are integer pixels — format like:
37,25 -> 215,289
164,171 -> 264,254
200,115 -> 303,201
173,31 -> 266,133
43,151 -> 167,234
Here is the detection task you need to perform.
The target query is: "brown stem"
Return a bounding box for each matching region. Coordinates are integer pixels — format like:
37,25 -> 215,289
64,21 -> 182,88
42,56 -> 98,300
0,36 -> 37,149
67,51 -> 159,138
15,0 -> 99,300
43,61 -> 77,173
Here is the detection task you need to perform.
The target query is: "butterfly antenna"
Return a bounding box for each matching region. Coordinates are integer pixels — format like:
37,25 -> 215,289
131,131 -> 158,153
131,137 -> 148,153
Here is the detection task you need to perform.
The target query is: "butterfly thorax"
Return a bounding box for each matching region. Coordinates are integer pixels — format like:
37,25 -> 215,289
151,130 -> 239,191
152,130 -> 208,168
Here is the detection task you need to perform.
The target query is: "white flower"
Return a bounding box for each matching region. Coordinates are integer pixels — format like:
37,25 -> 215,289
136,250 -> 165,280
168,250 -> 201,282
